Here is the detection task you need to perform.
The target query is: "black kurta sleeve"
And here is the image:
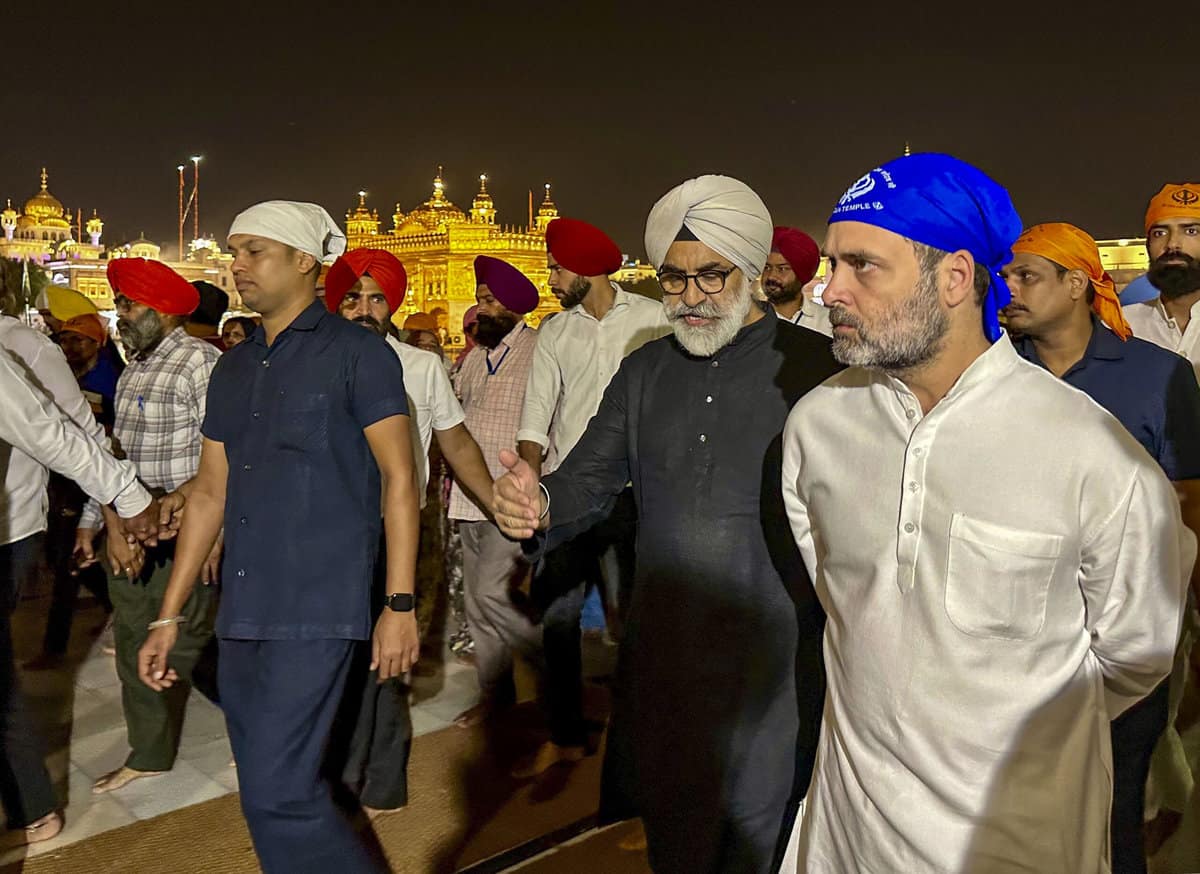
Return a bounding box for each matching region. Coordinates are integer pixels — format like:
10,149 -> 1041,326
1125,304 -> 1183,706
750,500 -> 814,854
538,353 -> 637,551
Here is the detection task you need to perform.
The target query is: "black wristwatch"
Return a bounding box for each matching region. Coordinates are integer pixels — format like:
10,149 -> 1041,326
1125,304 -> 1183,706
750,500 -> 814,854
383,593 -> 415,613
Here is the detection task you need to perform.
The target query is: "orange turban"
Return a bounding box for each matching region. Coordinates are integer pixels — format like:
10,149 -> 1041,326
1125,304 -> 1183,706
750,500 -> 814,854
403,312 -> 438,333
59,314 -> 108,345
1011,223 -> 1130,340
1144,183 -> 1200,233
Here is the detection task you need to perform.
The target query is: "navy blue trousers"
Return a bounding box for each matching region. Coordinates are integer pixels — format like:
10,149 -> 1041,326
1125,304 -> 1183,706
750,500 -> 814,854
218,638 -> 386,874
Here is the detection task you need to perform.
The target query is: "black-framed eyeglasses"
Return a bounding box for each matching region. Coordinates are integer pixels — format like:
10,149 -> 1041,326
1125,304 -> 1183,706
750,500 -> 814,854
656,266 -> 738,296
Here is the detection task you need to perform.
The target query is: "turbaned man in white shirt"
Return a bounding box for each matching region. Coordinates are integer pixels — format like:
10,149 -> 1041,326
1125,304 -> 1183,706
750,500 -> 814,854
762,225 -> 833,337
515,216 -> 670,777
0,336 -> 155,845
1123,182 -> 1200,378
323,247 -> 494,815
781,153 -> 1195,873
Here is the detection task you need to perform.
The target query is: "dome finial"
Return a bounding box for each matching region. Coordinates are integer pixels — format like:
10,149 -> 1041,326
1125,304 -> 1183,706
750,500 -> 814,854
40,167 -> 48,190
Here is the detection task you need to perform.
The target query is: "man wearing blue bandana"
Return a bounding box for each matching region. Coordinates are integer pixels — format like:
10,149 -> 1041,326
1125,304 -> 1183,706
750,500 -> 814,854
780,153 -> 1195,872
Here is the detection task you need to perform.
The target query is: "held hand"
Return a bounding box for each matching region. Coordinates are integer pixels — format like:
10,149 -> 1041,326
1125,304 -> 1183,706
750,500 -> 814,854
372,610 -> 420,681
121,497 -> 161,546
106,525 -> 145,579
138,625 -> 180,691
156,491 -> 187,540
73,527 -> 100,570
493,448 -> 542,539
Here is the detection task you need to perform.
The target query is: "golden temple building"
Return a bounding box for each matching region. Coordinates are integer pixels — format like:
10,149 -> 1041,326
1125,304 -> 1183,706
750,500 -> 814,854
1,169 -> 238,311
344,168 -> 566,343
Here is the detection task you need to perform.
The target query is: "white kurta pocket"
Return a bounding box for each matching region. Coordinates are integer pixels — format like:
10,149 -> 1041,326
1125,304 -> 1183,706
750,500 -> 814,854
945,513 -> 1063,640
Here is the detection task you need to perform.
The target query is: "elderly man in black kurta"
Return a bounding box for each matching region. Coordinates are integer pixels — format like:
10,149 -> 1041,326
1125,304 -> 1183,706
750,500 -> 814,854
494,175 -> 839,874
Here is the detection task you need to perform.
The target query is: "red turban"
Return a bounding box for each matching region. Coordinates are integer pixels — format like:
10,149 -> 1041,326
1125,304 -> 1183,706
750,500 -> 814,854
474,256 -> 539,314
324,248 -> 408,313
771,227 -> 820,284
546,218 -> 623,277
106,258 -> 198,316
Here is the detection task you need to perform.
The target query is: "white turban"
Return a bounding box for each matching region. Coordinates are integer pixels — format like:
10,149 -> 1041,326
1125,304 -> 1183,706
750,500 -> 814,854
227,201 -> 347,263
644,175 -> 773,280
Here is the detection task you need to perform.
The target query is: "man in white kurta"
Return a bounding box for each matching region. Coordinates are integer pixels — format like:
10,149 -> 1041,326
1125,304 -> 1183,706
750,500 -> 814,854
781,153 -> 1194,873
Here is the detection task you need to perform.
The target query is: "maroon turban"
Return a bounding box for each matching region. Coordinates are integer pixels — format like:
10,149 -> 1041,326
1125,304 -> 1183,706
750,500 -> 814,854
106,258 -> 199,316
771,226 -> 820,284
474,256 -> 539,315
324,248 -> 408,313
545,217 -> 623,276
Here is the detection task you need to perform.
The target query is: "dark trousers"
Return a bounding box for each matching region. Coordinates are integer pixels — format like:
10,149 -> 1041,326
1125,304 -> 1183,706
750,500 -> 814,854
220,637 -> 387,874
109,550 -> 214,772
0,535 -> 58,827
535,488 -> 637,748
335,653 -> 412,810
1110,679 -> 1170,874
42,476 -> 110,655
331,537 -> 412,811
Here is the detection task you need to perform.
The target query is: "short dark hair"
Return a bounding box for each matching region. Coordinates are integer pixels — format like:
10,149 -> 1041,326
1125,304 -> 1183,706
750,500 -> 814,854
912,242 -> 990,306
224,316 -> 257,336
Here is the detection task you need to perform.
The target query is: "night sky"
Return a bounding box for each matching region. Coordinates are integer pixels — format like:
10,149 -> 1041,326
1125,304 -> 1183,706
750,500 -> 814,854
2,2 -> 1191,259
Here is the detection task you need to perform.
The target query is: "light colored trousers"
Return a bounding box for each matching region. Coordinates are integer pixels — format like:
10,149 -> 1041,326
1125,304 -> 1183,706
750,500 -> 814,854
458,520 -> 543,698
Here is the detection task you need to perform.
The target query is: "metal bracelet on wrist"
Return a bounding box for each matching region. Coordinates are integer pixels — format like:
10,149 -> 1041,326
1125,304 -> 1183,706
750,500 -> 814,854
146,615 -> 187,631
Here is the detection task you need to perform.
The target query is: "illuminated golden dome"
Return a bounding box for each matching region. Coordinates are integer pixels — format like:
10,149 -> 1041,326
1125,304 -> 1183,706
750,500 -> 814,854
401,166 -> 466,234
23,168 -> 66,221
471,174 -> 496,224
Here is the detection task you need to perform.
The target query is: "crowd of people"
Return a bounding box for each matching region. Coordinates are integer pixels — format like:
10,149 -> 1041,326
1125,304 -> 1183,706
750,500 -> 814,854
0,153 -> 1198,874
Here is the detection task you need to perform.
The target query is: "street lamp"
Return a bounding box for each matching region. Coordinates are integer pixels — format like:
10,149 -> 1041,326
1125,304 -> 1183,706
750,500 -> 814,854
190,156 -> 202,243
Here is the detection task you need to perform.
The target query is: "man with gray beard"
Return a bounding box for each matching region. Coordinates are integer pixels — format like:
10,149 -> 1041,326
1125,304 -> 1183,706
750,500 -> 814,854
782,153 -> 1192,873
79,257 -> 220,795
494,175 -> 840,874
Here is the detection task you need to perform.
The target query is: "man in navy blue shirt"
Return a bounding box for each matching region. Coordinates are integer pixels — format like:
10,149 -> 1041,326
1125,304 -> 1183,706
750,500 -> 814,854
1004,222 -> 1200,874
136,201 -> 420,874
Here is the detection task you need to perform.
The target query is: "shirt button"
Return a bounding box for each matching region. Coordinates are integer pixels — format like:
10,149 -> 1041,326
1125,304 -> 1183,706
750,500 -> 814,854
252,411 -> 260,419
711,360 -> 719,368
699,434 -> 707,443
905,409 -> 916,420
243,464 -> 252,471
262,360 -> 270,368
913,448 -> 924,457
236,569 -> 246,577
239,517 -> 247,525
908,481 -> 919,492
705,395 -> 713,403
903,522 -> 916,534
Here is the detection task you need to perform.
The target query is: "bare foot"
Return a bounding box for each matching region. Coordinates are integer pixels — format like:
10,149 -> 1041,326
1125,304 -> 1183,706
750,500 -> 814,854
453,702 -> 489,729
510,741 -> 586,779
92,766 -> 166,794
1,811 -> 63,848
617,819 -> 648,852
362,804 -> 405,821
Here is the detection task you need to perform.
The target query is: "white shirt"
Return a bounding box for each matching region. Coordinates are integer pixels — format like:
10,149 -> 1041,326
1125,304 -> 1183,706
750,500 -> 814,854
517,284 -> 670,471
0,317 -> 111,545
773,296 -> 833,338
0,334 -> 149,544
782,335 -> 1193,873
1123,296 -> 1200,377
386,335 -> 465,505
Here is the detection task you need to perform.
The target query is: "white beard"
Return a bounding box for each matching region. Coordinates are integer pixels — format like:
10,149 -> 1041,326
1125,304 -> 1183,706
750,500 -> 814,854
668,286 -> 754,357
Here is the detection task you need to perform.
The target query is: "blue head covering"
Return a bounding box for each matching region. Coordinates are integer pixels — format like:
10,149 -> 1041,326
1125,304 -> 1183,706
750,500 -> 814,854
828,153 -> 1022,342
